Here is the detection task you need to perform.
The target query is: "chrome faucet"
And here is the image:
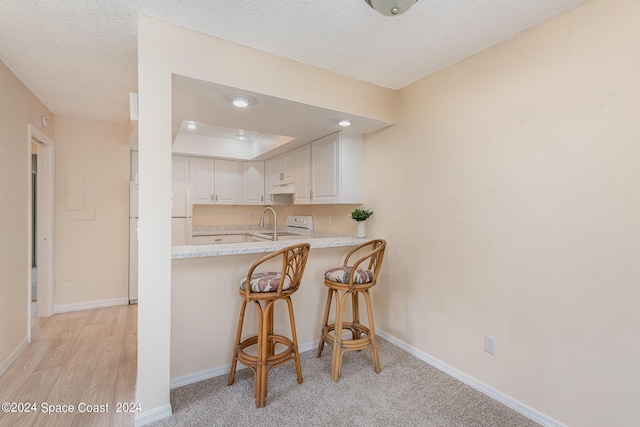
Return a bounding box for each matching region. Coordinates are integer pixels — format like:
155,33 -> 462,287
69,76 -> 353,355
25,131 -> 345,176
258,207 -> 277,240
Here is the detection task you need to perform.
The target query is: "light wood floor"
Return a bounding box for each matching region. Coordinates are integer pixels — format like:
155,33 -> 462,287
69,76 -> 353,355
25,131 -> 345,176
0,303 -> 137,427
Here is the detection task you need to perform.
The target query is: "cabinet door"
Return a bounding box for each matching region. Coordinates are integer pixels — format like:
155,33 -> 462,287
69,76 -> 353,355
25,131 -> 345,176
293,144 -> 311,205
242,161 -> 265,205
281,151 -> 295,183
311,133 -> 340,204
264,156 -> 278,205
190,157 -> 214,204
214,159 -> 239,204
172,155 -> 189,183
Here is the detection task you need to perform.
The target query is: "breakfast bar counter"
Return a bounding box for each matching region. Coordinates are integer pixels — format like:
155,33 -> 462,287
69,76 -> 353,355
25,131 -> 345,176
172,234 -> 370,259
170,236 -> 379,387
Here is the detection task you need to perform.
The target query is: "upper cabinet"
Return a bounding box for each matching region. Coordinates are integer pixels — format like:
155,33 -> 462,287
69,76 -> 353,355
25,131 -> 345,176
190,157 -> 214,204
190,157 -> 240,204
242,161 -> 265,205
264,151 -> 295,205
293,144 -> 311,205
172,155 -> 190,183
310,131 -> 363,204
183,130 -> 363,207
214,159 -> 240,204
266,151 -> 294,186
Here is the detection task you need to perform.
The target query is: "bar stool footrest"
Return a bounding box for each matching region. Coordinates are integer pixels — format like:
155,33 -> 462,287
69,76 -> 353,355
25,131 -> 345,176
237,334 -> 297,368
320,322 -> 373,350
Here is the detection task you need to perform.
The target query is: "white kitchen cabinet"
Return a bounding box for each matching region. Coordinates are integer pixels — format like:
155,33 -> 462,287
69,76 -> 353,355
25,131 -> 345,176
311,131 -> 363,204
190,157 -> 215,204
264,155 -> 293,205
281,151 -> 294,183
172,155 -> 190,183
293,144 -> 311,205
242,161 -> 265,205
266,151 -> 294,187
214,159 -> 240,204
190,157 -> 240,204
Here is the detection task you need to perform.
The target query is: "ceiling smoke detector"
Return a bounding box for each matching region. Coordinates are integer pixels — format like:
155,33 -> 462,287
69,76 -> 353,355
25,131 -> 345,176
365,0 -> 418,16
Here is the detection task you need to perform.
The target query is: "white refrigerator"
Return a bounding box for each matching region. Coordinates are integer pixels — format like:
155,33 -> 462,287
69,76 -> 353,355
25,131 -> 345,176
129,181 -> 192,303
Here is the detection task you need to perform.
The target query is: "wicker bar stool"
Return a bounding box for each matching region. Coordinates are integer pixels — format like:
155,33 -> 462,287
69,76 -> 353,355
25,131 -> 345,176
316,239 -> 386,382
228,243 -> 310,407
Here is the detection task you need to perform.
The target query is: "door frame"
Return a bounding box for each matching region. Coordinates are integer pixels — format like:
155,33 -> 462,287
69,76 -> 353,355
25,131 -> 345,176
27,124 -> 54,328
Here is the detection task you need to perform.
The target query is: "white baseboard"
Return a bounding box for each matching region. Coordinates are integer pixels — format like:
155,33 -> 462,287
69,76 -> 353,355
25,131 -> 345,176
0,337 -> 29,377
376,330 -> 566,427
54,297 -> 129,314
169,340 -> 319,389
135,403 -> 173,427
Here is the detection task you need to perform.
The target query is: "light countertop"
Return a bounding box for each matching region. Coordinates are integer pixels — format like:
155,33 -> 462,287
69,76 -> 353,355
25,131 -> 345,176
173,226 -> 371,259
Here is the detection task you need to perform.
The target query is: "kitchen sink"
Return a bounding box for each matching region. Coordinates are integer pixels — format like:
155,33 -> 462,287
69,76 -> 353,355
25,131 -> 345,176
249,231 -> 310,241
275,233 -> 310,241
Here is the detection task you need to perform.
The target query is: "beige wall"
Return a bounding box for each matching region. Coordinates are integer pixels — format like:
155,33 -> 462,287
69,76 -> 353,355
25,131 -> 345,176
366,0 -> 640,426
0,60 -> 53,367
52,116 -> 130,309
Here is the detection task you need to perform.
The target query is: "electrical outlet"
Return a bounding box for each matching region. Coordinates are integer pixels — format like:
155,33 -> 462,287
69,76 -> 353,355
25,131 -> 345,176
327,215 -> 332,225
484,336 -> 496,355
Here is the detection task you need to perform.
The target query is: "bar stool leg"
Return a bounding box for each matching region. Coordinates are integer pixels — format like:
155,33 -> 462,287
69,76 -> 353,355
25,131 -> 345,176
351,291 -> 361,340
256,300 -> 268,408
316,287 -> 333,357
285,296 -> 303,384
228,299 -> 248,386
331,290 -> 349,382
363,289 -> 381,374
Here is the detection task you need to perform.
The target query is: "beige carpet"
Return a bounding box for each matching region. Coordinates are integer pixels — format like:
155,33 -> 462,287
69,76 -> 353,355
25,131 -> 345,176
151,338 -> 540,426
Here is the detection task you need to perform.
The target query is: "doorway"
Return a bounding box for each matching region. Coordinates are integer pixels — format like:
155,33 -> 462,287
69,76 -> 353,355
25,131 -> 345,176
32,151 -> 37,302
28,124 -> 54,329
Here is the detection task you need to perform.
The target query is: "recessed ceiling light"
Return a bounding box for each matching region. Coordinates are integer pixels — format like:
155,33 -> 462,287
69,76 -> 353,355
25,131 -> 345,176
187,122 -> 197,130
338,119 -> 352,127
231,97 -> 250,108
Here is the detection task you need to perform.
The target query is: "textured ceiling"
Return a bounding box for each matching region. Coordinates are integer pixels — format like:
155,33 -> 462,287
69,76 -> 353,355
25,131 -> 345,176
0,0 -> 588,124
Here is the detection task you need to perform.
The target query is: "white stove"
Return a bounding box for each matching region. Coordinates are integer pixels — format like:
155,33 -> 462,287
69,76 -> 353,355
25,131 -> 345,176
278,215 -> 314,240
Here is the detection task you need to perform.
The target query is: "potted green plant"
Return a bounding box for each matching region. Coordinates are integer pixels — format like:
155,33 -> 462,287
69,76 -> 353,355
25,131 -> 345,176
351,207 -> 373,237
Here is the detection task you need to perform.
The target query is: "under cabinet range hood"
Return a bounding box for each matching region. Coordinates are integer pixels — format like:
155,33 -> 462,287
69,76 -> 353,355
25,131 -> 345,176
268,182 -> 294,195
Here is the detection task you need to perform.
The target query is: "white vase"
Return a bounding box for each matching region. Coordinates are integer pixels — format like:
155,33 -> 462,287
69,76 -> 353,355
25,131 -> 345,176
357,221 -> 366,238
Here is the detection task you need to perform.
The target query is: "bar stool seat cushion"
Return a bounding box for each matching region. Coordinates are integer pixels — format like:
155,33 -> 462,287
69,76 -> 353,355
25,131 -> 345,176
324,267 -> 374,284
240,272 -> 291,292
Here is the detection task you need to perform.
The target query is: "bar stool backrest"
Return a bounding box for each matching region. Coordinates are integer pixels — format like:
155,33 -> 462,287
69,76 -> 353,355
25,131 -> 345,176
341,239 -> 386,289
244,243 -> 311,298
